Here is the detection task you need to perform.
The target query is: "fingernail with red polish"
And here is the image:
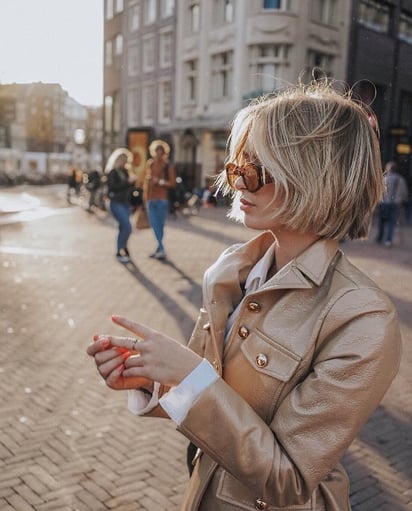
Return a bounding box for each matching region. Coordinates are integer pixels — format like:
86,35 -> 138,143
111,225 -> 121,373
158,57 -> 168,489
101,339 -> 110,348
121,351 -> 131,360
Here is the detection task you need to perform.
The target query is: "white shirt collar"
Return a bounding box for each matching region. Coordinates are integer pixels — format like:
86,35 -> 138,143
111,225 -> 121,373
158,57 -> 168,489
244,242 -> 276,293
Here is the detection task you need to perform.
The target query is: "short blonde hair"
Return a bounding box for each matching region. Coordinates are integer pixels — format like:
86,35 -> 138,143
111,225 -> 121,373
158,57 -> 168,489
217,81 -> 384,240
104,147 -> 133,173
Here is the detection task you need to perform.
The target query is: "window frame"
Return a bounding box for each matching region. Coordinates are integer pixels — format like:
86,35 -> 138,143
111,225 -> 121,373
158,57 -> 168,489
211,50 -> 233,100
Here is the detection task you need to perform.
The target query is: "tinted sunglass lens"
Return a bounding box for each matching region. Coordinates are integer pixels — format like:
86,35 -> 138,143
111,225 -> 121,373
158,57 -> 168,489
243,163 -> 260,192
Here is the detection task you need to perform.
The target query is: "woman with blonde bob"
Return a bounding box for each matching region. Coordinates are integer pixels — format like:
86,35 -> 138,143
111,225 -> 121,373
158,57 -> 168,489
87,82 -> 401,510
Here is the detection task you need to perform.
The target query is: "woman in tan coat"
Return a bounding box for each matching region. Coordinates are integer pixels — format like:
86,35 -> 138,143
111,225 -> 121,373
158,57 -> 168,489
143,139 -> 176,260
87,82 -> 401,510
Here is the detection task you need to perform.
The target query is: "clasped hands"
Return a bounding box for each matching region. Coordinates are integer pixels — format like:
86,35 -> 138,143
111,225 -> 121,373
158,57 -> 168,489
86,315 -> 202,391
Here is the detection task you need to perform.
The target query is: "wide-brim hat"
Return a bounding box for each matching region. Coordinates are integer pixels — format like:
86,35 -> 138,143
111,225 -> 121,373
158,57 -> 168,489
149,139 -> 170,158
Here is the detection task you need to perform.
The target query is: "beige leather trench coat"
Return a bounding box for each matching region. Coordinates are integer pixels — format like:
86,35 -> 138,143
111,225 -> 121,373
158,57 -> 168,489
148,231 -> 401,511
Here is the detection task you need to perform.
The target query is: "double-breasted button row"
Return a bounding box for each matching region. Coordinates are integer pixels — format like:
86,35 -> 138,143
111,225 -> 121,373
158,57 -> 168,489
255,498 -> 268,510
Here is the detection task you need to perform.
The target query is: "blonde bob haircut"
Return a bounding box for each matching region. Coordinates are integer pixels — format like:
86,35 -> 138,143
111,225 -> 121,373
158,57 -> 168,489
104,147 -> 133,174
217,81 -> 384,240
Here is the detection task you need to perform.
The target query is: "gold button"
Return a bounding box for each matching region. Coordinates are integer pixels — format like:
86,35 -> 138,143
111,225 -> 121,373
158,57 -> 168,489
256,353 -> 268,368
238,325 -> 249,338
255,498 -> 268,510
202,322 -> 210,331
248,301 -> 261,312
212,360 -> 220,372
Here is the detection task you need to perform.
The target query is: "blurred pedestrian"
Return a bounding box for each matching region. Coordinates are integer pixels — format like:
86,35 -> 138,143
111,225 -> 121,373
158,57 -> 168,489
85,168 -> 101,212
375,161 -> 408,247
87,81 -> 401,510
106,148 -> 136,263
66,166 -> 81,203
143,140 -> 176,260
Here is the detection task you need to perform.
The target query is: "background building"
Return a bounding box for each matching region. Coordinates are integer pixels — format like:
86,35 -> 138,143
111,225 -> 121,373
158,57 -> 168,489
103,0 -> 412,194
348,0 -> 412,189
0,82 -> 103,182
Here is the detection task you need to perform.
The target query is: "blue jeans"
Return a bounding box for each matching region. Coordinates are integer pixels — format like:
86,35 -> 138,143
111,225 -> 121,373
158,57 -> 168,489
110,201 -> 132,253
376,203 -> 399,243
147,199 -> 169,252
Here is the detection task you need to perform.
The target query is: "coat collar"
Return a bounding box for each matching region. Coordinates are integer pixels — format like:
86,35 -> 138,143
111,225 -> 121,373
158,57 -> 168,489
205,231 -> 339,297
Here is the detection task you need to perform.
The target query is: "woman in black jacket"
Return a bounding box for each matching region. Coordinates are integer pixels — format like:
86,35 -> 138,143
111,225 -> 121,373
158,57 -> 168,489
106,148 -> 135,263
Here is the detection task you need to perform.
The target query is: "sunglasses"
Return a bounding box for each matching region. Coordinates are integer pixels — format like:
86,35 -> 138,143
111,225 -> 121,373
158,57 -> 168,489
225,162 -> 273,193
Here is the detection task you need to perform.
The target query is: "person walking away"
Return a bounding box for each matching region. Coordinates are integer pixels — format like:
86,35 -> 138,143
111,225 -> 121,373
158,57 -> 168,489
106,148 -> 136,263
66,166 -> 81,203
143,140 -> 176,260
375,161 -> 408,247
87,81 -> 401,511
86,169 -> 101,212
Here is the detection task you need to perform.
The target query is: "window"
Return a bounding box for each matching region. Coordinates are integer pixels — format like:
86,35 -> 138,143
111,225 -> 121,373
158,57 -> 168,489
211,51 -> 233,100
115,34 -> 123,55
142,84 -> 155,123
129,2 -> 140,32
399,91 -> 412,130
263,0 -> 291,10
399,12 -> 412,44
113,92 -> 121,133
161,0 -> 175,17
311,0 -> 338,25
213,0 -> 234,24
128,44 -> 139,76
115,0 -> 124,13
142,36 -> 155,72
307,49 -> 334,77
159,81 -> 172,122
104,96 -> 113,133
249,44 -> 289,93
105,40 -> 113,66
358,0 -> 390,33
106,0 -> 114,19
144,0 -> 156,24
189,1 -> 200,33
160,31 -> 173,67
185,59 -> 198,103
127,87 -> 139,126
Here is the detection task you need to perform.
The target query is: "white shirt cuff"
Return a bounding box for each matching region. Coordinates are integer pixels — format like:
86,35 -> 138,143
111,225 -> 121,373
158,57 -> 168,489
159,359 -> 219,425
128,381 -> 161,415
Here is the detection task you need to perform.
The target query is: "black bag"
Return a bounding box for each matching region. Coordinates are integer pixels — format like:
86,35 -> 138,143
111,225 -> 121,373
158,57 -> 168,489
129,186 -> 143,207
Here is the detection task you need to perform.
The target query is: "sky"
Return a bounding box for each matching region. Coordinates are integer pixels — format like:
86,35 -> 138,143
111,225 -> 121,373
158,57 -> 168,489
0,0 -> 104,106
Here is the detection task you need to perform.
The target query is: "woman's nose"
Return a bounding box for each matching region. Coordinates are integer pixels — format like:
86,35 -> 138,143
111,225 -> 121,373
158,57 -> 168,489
233,173 -> 246,190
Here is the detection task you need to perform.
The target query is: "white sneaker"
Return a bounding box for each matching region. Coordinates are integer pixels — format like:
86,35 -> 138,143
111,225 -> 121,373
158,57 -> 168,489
116,254 -> 130,263
154,251 -> 166,260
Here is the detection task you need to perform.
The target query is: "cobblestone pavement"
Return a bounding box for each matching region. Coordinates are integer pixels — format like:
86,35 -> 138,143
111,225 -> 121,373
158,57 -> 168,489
0,185 -> 411,511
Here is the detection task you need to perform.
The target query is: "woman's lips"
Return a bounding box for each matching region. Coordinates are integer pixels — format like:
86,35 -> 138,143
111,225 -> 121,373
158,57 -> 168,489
239,197 -> 254,210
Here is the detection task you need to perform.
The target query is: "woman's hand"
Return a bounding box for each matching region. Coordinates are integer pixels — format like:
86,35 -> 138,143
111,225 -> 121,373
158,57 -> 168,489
87,315 -> 202,390
86,335 -> 152,391
111,315 -> 202,386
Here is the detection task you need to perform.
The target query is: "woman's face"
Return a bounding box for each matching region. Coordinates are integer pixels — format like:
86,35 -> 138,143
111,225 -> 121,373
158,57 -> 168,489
233,176 -> 285,232
230,151 -> 285,232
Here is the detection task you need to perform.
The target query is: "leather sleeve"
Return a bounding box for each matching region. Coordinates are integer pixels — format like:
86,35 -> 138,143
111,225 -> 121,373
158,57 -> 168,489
177,287 -> 401,507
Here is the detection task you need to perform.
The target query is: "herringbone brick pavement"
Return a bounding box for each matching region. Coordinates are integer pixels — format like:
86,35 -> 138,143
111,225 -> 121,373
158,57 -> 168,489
0,185 -> 411,510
